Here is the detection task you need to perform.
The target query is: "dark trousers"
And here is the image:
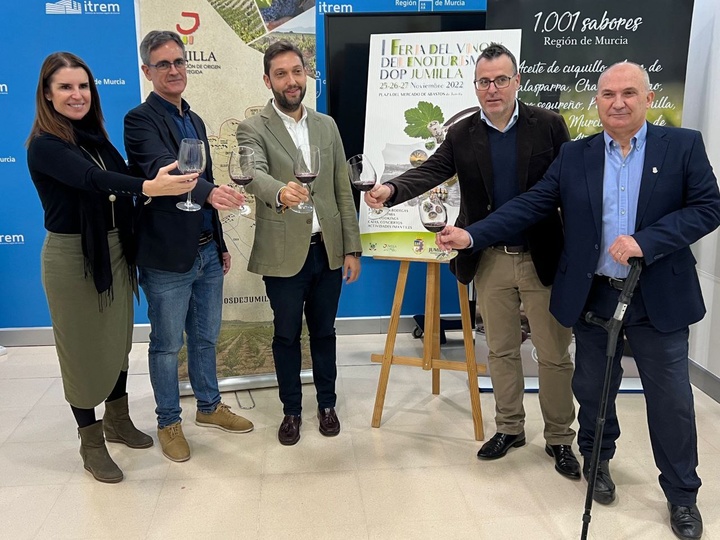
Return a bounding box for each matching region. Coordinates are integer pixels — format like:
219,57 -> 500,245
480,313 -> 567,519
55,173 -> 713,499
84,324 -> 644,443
572,279 -> 701,506
263,243 -> 343,416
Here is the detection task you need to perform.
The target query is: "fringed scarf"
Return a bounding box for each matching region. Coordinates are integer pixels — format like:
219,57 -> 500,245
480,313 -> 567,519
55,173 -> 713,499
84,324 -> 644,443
72,118 -> 138,310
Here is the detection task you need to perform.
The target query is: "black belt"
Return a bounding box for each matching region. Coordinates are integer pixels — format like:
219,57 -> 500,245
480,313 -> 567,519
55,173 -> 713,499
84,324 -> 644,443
310,232 -> 323,245
491,244 -> 528,255
594,275 -> 626,291
198,231 -> 214,246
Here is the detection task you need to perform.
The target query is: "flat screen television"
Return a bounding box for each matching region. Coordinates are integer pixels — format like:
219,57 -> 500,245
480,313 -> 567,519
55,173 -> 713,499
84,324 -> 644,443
324,12 -> 486,208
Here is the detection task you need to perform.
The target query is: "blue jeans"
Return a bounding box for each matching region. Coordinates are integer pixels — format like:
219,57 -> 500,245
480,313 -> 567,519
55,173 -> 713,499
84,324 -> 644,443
263,243 -> 342,416
139,242 -> 223,428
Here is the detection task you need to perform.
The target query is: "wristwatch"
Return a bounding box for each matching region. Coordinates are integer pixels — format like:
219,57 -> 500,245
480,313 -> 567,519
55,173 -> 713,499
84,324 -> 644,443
347,252 -> 362,258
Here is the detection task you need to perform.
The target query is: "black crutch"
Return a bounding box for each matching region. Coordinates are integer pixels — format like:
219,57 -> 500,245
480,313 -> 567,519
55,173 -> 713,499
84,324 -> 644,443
580,257 -> 643,540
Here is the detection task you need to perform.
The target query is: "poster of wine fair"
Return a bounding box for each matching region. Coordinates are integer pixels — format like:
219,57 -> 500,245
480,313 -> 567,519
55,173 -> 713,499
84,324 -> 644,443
359,29 -> 521,260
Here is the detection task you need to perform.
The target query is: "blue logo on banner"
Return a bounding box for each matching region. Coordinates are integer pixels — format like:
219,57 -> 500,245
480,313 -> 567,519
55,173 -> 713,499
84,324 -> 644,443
46,0 -> 82,14
45,0 -> 120,15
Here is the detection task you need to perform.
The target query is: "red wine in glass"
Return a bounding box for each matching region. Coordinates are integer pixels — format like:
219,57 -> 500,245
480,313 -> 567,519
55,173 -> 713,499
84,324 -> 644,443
292,144 -> 320,214
229,147 -> 254,216
347,154 -> 377,192
423,222 -> 446,233
230,175 -> 253,187
419,192 -> 452,258
294,172 -> 318,184
355,183 -> 376,192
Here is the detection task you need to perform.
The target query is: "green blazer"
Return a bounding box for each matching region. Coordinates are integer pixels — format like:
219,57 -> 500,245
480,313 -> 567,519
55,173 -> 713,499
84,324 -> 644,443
236,101 -> 361,277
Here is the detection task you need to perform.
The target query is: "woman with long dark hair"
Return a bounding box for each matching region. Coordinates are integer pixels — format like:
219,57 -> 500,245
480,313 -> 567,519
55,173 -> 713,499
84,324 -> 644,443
26,52 -> 198,483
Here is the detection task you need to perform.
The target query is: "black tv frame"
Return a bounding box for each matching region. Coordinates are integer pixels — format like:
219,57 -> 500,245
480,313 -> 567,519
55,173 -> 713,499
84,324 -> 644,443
324,11 -> 487,159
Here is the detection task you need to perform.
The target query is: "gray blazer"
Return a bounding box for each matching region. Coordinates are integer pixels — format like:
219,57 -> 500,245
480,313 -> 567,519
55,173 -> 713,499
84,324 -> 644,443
236,101 -> 361,277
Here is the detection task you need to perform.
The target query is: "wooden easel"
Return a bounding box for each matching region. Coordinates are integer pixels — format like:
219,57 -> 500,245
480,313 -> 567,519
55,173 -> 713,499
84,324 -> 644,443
371,256 -> 486,440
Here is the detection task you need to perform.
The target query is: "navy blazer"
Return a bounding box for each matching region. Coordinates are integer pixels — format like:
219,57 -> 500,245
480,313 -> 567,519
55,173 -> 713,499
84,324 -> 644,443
390,101 -> 569,285
124,92 -> 226,273
465,123 -> 720,332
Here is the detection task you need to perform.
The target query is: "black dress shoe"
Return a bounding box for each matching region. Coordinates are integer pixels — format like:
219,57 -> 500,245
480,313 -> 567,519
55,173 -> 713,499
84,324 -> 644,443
545,444 -> 581,479
477,432 -> 525,460
317,407 -> 340,437
582,459 -> 616,504
668,503 -> 703,540
278,415 -> 301,445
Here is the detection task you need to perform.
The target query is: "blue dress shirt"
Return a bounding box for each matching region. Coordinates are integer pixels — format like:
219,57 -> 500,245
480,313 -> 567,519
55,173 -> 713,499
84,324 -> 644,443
595,122 -> 647,278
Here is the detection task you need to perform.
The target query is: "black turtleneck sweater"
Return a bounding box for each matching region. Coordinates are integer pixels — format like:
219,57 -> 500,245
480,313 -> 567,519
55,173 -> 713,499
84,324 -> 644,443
27,133 -> 143,234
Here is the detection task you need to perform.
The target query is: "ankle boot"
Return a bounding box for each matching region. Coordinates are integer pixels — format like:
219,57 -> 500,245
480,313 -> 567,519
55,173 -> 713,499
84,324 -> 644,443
103,394 -> 154,449
78,421 -> 123,483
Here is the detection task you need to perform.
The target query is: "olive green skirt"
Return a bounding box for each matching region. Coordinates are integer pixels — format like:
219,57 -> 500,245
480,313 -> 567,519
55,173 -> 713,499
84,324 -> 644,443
41,230 -> 133,409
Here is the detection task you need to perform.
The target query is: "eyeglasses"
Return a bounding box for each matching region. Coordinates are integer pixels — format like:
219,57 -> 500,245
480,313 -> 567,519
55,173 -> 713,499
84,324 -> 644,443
147,58 -> 187,71
473,75 -> 514,91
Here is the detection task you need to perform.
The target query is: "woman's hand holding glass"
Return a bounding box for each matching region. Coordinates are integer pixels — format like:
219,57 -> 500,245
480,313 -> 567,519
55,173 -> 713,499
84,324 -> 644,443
141,161 -> 198,197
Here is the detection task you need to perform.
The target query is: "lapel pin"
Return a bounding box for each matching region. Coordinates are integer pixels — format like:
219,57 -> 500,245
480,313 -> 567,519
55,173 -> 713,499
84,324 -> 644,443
652,167 -> 658,174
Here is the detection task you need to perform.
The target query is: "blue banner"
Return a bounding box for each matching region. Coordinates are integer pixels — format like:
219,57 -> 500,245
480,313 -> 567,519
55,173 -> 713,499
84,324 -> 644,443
2,0 -> 486,332
1,0 -> 140,329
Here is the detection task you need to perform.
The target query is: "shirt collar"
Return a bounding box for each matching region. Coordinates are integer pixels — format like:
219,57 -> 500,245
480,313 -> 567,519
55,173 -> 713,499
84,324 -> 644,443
271,99 -> 307,125
603,121 -> 648,153
154,92 -> 190,117
480,99 -> 519,133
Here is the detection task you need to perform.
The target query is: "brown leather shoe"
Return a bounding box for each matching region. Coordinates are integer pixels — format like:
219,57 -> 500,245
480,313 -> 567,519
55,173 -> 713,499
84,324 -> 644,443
317,407 -> 340,437
278,415 -> 301,445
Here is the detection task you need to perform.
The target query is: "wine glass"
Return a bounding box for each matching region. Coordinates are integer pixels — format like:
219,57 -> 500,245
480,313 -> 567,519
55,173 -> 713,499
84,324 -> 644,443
347,154 -> 377,192
419,192 -> 451,259
292,144 -> 320,214
228,146 -> 254,216
176,138 -> 206,212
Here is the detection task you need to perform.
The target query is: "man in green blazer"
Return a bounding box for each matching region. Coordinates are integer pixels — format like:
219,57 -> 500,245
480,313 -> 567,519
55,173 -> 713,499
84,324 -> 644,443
237,40 -> 362,446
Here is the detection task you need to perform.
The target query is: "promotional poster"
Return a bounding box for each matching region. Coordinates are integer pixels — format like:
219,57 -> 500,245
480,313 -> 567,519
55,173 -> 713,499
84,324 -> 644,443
358,30 -> 521,260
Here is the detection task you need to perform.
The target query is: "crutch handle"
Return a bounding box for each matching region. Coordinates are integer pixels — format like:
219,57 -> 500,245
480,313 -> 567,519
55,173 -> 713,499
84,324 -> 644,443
585,258 -> 644,327
616,258 -> 643,312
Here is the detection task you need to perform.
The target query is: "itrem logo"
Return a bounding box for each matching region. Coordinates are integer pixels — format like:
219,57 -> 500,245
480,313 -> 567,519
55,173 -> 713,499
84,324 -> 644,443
0,233 -> 25,245
46,0 -> 120,15
0,83 -> 7,94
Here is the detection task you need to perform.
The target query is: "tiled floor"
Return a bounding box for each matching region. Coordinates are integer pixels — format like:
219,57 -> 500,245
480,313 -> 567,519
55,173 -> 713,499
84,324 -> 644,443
0,332 -> 718,539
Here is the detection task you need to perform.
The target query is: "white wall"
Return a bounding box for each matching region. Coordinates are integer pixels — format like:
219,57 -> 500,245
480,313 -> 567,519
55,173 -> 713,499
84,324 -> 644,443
683,0 -> 720,376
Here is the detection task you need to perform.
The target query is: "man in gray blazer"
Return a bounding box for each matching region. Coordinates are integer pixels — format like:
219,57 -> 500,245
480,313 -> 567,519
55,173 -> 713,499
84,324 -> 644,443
237,41 -> 362,446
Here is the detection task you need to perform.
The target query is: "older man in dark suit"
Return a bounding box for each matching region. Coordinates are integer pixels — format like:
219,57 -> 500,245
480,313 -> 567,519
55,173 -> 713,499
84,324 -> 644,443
437,61 -> 720,540
366,43 -> 579,479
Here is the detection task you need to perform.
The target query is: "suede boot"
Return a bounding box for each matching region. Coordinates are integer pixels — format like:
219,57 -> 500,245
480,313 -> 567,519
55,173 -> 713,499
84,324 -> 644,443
78,421 -> 123,483
103,394 -> 154,449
